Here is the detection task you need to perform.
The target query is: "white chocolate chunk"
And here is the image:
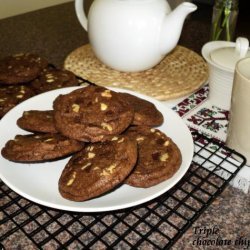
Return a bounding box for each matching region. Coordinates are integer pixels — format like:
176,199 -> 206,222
160,153 -> 169,162
100,163 -> 117,176
81,162 -> 91,170
100,170 -> 109,176
118,138 -> 124,143
87,146 -> 94,152
101,122 -> 112,131
46,79 -> 55,83
101,90 -> 112,98
72,104 -> 80,113
107,163 -> 117,174
136,137 -> 144,142
88,152 -> 95,159
44,138 -> 53,142
14,53 -> 24,57
100,103 -> 108,111
67,171 -> 76,186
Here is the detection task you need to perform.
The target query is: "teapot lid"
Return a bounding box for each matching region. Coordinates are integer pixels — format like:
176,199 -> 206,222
210,37 -> 249,71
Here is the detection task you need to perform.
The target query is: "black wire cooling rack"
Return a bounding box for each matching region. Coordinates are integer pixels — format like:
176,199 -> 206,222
0,132 -> 246,249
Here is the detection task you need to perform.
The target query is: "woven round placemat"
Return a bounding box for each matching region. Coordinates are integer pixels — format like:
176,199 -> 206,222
64,44 -> 208,100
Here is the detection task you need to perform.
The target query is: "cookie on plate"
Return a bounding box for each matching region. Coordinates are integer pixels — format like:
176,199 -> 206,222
53,86 -> 134,142
59,135 -> 137,201
31,68 -> 79,94
124,126 -> 182,188
17,110 -> 57,133
0,53 -> 48,84
0,85 -> 35,118
120,93 -> 164,126
1,133 -> 84,162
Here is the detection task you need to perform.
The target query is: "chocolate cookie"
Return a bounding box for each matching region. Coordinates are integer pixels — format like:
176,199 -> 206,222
31,68 -> 79,94
17,110 -> 57,133
120,93 -> 164,126
124,126 -> 182,188
0,85 -> 35,118
0,53 -> 48,84
59,135 -> 137,201
1,133 -> 84,162
53,86 -> 134,142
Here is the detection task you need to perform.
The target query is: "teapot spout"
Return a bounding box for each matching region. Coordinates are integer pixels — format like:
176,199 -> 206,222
159,2 -> 197,55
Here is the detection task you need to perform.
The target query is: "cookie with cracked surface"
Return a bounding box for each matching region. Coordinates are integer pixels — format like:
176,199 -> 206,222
59,135 -> 137,201
1,133 -> 84,162
0,53 -> 48,84
31,68 -> 79,94
17,110 -> 57,133
53,86 -> 134,142
120,92 -> 164,126
0,85 -> 35,118
124,126 -> 182,188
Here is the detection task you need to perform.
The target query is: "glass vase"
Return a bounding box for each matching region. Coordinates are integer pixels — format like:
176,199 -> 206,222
210,0 -> 239,41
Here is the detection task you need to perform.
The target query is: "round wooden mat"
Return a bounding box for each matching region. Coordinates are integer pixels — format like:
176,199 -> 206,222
64,44 -> 208,100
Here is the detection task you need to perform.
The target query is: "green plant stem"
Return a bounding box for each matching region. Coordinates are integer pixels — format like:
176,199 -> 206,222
212,8 -> 224,40
211,0 -> 233,41
224,7 -> 232,41
226,16 -> 231,40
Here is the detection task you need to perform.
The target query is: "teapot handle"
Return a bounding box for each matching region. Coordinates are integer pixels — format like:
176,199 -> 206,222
75,0 -> 88,31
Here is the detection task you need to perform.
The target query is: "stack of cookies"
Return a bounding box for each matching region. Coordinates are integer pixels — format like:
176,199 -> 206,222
0,53 -> 81,118
1,84 -> 182,202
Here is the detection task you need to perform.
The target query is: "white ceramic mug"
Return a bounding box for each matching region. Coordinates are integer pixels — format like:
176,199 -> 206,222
226,57 -> 250,164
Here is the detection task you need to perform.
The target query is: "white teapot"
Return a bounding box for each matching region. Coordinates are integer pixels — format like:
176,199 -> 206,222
75,0 -> 197,72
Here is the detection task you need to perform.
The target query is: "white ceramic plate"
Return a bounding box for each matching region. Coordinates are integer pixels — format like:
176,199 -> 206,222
0,87 -> 193,212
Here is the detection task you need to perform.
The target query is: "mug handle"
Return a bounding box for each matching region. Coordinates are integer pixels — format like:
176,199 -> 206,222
235,37 -> 249,59
75,0 -> 88,31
